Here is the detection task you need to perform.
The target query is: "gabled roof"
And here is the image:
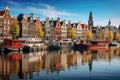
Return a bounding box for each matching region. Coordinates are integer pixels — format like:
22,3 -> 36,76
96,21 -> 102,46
34,20 -> 36,23
53,20 -> 57,28
60,22 -> 63,26
71,24 -> 73,28
0,11 -> 5,16
81,24 -> 85,28
17,13 -> 24,22
41,21 -> 46,26
72,23 -> 77,28
49,20 -> 54,26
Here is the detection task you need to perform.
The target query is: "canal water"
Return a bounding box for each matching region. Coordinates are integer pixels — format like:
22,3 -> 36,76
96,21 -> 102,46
0,47 -> 120,80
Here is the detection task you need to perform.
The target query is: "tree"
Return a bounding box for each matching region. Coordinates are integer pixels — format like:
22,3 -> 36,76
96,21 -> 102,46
108,30 -> 113,41
68,28 -> 76,39
99,28 -> 104,40
10,17 -> 20,39
36,26 -> 44,38
116,32 -> 120,41
86,30 -> 92,40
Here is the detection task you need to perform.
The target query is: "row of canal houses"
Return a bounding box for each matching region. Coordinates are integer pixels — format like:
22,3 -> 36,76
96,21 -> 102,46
18,13 -> 87,42
0,7 -> 119,43
0,7 -> 87,42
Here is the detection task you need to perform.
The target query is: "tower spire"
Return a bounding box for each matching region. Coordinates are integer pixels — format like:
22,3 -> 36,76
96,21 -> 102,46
88,11 -> 93,30
108,19 -> 111,25
89,11 -> 93,21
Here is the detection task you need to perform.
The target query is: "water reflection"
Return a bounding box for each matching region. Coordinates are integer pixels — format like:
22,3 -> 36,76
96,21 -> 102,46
0,47 -> 120,80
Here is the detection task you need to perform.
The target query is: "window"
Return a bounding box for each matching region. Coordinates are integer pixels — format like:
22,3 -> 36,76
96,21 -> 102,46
4,26 -> 6,30
8,26 -> 9,30
8,20 -> 10,24
4,19 -> 6,23
1,20 -> 3,23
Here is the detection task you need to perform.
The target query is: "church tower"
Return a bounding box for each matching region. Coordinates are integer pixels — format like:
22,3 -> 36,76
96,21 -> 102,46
88,11 -> 93,30
108,19 -> 111,27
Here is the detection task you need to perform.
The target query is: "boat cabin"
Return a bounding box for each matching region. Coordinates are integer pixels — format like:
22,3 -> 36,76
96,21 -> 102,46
18,38 -> 44,47
4,39 -> 22,47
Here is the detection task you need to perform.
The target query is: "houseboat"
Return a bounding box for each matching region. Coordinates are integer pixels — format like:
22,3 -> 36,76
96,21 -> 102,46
59,40 -> 73,48
89,40 -> 109,50
48,39 -> 73,50
109,41 -> 120,47
74,40 -> 109,51
18,38 -> 44,47
0,39 -> 23,52
74,43 -> 89,51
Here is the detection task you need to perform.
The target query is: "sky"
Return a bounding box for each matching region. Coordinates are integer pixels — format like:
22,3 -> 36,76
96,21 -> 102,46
0,0 -> 120,27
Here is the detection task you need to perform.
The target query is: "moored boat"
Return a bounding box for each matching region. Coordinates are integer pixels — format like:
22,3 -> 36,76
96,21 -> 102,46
74,43 -> 90,51
18,38 -> 44,48
89,40 -> 109,50
73,40 -> 109,51
0,39 -> 23,52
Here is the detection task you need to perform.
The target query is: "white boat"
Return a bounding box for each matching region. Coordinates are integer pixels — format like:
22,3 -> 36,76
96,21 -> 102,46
109,41 -> 120,47
18,38 -> 44,47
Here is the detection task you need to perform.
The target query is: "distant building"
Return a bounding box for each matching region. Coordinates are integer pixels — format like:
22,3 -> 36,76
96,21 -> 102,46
34,17 -> 42,37
61,20 -> 67,40
81,24 -> 87,40
88,11 -> 93,30
44,17 -> 51,42
106,19 -> 112,29
118,25 -> 120,32
92,26 -> 99,39
106,20 -> 118,39
18,14 -> 28,38
54,18 -> 61,40
71,23 -> 77,39
67,20 -> 72,38
0,7 -> 12,39
49,18 -> 54,41
76,22 -> 82,40
28,13 -> 35,38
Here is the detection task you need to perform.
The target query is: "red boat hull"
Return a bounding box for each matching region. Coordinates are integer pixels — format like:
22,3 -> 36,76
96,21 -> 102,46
88,41 -> 109,50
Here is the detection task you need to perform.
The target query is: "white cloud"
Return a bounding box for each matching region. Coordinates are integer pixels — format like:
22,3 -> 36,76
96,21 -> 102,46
39,3 -> 55,11
27,3 -> 79,18
2,0 -> 21,6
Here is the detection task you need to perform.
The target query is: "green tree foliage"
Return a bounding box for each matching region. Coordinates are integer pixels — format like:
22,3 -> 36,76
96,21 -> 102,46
10,17 -> 20,39
68,28 -> 76,39
36,26 -> 44,38
86,30 -> 92,40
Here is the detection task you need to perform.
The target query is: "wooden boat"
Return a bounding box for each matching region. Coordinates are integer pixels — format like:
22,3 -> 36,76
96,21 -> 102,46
18,38 -> 44,47
109,41 -> 120,47
74,43 -> 90,50
74,40 -> 109,51
89,40 -> 109,50
0,39 -> 23,52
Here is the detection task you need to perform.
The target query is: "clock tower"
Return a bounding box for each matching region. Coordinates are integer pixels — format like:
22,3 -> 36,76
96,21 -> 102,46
88,11 -> 93,30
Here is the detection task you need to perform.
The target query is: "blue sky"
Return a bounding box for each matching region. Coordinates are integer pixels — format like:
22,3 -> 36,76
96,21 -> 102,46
0,0 -> 120,27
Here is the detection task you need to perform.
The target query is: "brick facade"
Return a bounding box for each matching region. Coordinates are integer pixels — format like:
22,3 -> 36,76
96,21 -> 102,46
0,7 -> 12,39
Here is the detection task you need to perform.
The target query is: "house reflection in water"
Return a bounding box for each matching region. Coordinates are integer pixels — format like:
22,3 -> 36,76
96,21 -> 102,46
0,47 -> 120,79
